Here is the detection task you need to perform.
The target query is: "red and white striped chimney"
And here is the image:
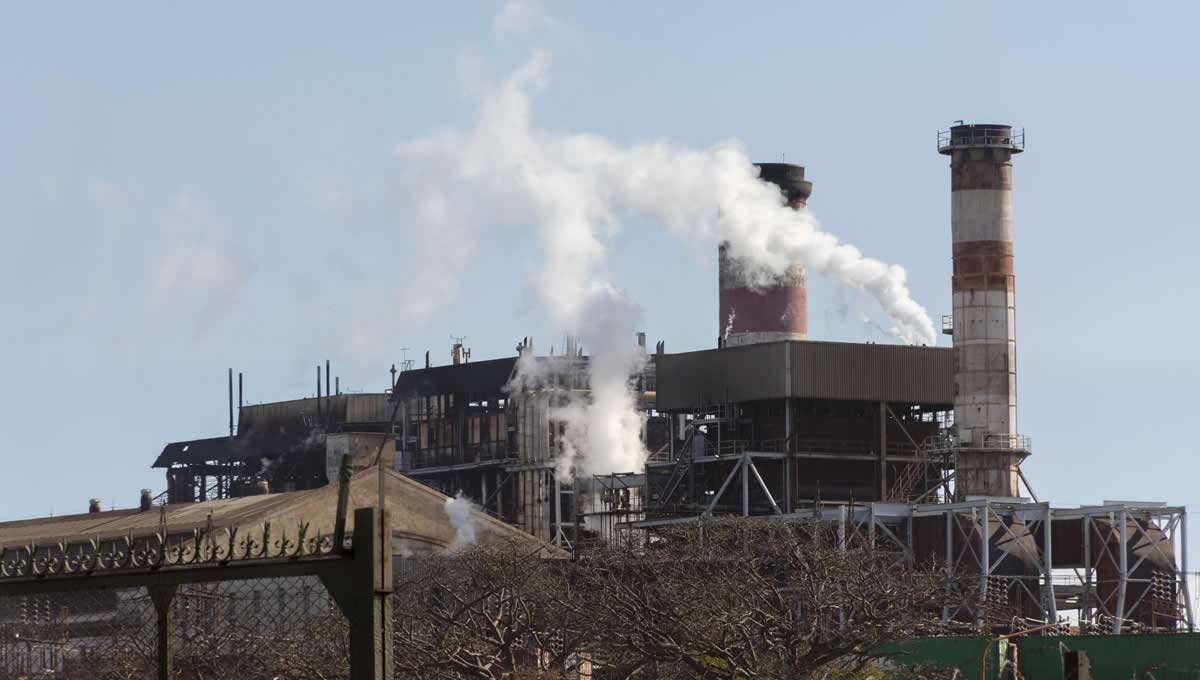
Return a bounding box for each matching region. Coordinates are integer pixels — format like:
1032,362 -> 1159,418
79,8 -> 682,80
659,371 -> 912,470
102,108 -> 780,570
718,163 -> 811,347
939,123 -> 1029,498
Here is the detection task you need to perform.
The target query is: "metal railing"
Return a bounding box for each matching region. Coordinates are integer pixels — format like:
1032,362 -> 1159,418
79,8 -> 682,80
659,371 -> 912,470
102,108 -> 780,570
937,126 -> 1025,151
921,432 -> 1031,453
982,433 -> 1032,451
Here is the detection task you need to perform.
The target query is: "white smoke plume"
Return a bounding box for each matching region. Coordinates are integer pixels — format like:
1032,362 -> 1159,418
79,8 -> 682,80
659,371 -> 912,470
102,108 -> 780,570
444,492 -> 479,547
397,24 -> 936,482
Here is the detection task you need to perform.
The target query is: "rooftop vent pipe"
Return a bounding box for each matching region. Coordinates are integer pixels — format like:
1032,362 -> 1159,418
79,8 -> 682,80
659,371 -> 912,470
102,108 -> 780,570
140,489 -> 153,512
255,480 -> 271,495
88,498 -> 101,514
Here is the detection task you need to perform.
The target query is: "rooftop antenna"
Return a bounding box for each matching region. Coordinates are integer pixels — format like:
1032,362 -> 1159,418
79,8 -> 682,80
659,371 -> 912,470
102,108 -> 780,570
451,335 -> 469,365
389,363 -> 397,389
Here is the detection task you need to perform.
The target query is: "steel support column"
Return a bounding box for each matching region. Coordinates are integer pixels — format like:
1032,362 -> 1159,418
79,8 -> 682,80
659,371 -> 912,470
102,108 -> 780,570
149,584 -> 177,680
1115,509 -> 1128,634
1043,506 -> 1057,623
879,401 -> 888,501
1183,510 -> 1194,631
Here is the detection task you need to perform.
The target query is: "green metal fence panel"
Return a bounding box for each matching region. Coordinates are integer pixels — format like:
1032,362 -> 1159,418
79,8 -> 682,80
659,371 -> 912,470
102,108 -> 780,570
887,633 -> 1200,679
1018,634 -> 1200,680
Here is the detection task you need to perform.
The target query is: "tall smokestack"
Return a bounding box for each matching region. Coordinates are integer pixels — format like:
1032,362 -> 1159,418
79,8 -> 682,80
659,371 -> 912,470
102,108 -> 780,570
718,163 -> 811,346
939,123 -> 1028,498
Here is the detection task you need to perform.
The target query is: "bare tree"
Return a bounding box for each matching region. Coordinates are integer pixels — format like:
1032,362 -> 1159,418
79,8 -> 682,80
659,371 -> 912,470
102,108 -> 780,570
392,543 -> 586,679
569,519 -> 970,679
390,520 -> 970,680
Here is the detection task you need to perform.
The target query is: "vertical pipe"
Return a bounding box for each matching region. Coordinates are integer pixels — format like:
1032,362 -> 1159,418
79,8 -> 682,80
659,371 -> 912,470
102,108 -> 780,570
336,376 -> 339,396
1115,509 -> 1128,634
237,372 -> 243,427
879,401 -> 888,501
228,368 -> 234,438
553,473 -> 561,546
317,366 -> 323,420
326,360 -> 331,426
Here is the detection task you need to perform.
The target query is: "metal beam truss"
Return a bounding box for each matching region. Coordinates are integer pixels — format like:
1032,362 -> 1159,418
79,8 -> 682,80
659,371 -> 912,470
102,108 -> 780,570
632,500 -> 1193,635
1055,503 -> 1193,634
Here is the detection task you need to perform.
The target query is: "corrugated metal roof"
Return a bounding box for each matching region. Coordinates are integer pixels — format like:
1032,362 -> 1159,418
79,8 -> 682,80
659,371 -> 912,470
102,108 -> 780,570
656,340 -> 953,410
0,469 -> 562,556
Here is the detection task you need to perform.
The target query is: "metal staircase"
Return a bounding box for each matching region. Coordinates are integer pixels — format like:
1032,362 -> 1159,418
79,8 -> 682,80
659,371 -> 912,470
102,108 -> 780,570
658,403 -> 734,506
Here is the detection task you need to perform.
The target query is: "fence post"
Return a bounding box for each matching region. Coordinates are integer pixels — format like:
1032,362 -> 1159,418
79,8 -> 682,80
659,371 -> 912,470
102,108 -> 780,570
148,584 -> 177,680
322,506 -> 393,680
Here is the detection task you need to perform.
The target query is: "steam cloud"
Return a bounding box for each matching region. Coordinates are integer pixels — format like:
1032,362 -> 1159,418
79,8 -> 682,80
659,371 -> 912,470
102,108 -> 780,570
397,24 -> 936,482
444,492 -> 479,547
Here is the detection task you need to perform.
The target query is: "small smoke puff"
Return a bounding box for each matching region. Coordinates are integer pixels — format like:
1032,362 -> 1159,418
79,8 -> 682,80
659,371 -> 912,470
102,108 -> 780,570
444,493 -> 479,547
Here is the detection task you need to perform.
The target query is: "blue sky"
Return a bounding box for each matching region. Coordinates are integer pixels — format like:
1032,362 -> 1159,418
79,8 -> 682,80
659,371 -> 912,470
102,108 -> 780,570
1,0 -> 1197,553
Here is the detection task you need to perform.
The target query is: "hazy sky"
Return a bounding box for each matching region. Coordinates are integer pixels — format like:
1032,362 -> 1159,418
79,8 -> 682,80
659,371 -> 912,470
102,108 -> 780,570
2,0 -> 1197,553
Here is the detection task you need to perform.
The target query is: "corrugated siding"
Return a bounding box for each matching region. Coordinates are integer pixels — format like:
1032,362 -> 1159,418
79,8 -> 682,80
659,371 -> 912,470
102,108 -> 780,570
239,394 -> 393,431
656,343 -> 790,409
791,342 -> 952,403
345,394 -> 392,423
657,341 -> 952,410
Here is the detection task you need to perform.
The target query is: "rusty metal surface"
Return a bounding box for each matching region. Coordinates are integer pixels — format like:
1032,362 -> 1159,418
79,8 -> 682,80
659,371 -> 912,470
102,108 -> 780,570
718,285 -> 807,337
656,340 -> 952,410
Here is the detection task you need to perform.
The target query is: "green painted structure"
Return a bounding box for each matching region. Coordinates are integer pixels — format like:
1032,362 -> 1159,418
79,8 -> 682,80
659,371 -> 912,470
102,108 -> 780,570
888,633 -> 1200,678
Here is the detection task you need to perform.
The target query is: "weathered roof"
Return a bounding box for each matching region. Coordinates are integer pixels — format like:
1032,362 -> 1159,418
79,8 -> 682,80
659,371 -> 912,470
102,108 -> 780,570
152,422 -> 324,468
154,394 -> 397,468
656,340 -> 953,410
0,469 -> 563,557
391,357 -> 518,401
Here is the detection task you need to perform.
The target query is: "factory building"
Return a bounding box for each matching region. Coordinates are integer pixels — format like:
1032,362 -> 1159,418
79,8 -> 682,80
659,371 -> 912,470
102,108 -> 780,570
137,126 -> 1191,634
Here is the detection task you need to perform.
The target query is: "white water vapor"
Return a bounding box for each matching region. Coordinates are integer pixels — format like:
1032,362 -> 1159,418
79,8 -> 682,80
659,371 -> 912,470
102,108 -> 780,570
397,32 -> 936,482
444,492 -> 479,547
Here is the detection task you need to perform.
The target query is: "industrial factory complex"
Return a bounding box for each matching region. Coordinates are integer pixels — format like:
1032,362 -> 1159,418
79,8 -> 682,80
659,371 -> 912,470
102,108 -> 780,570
11,124 -> 1191,639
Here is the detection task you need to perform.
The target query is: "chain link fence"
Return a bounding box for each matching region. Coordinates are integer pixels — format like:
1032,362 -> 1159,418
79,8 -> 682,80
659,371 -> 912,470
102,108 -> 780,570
0,575 -> 350,679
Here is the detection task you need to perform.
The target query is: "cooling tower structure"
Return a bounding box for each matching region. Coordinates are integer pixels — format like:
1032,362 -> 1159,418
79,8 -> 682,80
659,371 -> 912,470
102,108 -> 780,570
938,124 -> 1029,499
718,163 -> 811,347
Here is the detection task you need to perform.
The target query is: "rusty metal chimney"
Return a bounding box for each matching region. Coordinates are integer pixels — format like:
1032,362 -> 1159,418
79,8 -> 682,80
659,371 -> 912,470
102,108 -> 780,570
938,123 -> 1029,498
719,163 -> 811,347
139,489 -> 153,511
88,498 -> 101,513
